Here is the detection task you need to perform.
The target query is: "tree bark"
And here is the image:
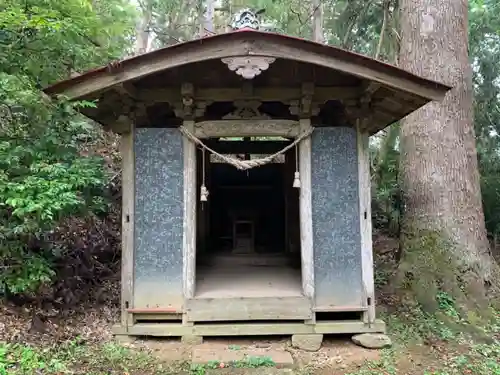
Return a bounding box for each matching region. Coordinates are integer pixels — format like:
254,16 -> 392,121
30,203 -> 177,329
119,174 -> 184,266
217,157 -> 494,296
375,0 -> 389,60
203,0 -> 215,35
399,0 -> 496,279
135,0 -> 153,55
312,0 -> 324,43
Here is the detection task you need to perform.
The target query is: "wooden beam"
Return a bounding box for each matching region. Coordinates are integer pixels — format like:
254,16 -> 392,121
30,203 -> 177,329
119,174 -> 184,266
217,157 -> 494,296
115,82 -> 139,99
204,140 -> 291,154
113,319 -> 386,337
127,308 -> 181,313
371,105 -> 404,120
183,120 -> 197,299
299,118 -> 314,301
361,81 -> 381,97
313,305 -> 368,312
356,120 -> 375,325
185,297 -> 312,322
134,86 -> 360,104
193,120 -> 300,138
132,313 -> 183,322
120,123 -> 135,330
110,115 -> 134,134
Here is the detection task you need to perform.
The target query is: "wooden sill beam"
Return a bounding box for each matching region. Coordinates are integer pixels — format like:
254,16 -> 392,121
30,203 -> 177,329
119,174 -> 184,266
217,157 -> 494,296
127,308 -> 181,314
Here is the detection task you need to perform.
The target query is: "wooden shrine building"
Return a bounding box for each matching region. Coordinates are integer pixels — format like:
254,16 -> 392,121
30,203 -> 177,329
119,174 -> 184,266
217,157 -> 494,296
44,13 -> 450,344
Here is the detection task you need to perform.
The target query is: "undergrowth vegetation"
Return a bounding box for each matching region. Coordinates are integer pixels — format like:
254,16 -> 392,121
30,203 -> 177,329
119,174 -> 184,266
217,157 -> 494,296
1,0 -> 132,303
0,340 -> 279,374
356,232 -> 500,374
0,340 -> 176,375
377,308 -> 500,375
0,96 -> 106,295
343,299 -> 500,375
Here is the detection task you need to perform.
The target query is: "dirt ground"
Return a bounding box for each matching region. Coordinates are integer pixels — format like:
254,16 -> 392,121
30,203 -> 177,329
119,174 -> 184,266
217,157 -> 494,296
126,335 -> 442,375
139,336 -> 380,366
3,233 -> 489,374
0,303 -> 381,373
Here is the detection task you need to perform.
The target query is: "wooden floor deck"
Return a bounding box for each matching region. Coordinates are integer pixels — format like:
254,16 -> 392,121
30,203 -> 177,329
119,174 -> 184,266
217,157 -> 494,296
195,263 -> 302,298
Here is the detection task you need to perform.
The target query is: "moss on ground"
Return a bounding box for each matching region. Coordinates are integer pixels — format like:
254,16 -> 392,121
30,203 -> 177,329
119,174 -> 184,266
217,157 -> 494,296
397,231 -> 498,328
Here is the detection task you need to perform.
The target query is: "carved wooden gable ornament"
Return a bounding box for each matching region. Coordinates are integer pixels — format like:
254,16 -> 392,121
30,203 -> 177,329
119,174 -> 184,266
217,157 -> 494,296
222,8 -> 276,80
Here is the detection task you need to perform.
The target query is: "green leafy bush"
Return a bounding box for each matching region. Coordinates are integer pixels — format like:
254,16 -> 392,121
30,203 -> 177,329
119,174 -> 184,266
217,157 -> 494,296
0,75 -> 107,295
0,0 -> 135,298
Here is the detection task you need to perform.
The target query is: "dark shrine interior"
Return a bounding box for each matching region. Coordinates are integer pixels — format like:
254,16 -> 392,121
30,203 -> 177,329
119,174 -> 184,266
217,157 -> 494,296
195,137 -> 301,258
210,161 -> 285,253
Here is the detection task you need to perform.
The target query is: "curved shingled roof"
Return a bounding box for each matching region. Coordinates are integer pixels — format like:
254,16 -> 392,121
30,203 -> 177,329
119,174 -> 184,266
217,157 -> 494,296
43,28 -> 451,134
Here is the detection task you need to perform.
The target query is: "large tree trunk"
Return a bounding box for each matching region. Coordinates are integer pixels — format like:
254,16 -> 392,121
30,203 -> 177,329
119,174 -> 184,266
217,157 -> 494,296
399,0 -> 495,280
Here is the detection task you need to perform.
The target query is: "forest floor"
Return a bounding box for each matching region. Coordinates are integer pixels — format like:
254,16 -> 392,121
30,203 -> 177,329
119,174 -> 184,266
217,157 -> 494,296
1,233 -> 499,375
1,306 -> 498,375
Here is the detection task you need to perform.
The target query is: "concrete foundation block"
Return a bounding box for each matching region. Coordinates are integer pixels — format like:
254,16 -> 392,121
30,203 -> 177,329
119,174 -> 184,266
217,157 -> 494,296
181,334 -> 203,345
352,333 -> 392,349
291,334 -> 323,351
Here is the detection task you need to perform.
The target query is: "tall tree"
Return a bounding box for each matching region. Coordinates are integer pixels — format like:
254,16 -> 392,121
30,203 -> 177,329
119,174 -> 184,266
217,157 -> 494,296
312,0 -> 324,43
135,0 -> 153,54
203,0 -> 215,35
398,0 -> 497,280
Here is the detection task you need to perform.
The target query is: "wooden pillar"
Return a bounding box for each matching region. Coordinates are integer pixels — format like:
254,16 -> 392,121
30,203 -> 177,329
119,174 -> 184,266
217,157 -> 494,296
205,151 -> 211,251
299,118 -> 314,300
284,148 -> 299,254
357,120 -> 375,325
197,147 -> 210,253
120,123 -> 135,329
284,149 -> 290,253
183,120 -> 197,299
196,150 -> 204,253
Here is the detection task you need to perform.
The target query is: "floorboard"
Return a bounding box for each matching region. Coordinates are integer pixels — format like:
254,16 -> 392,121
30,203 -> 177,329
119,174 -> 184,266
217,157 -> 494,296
195,262 -> 302,298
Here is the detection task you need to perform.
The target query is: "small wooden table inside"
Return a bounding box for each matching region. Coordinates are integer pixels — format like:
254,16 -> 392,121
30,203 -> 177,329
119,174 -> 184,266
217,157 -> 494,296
232,219 -> 255,254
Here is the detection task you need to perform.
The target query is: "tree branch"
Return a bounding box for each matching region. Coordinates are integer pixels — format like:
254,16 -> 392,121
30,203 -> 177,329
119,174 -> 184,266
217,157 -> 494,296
375,0 -> 390,60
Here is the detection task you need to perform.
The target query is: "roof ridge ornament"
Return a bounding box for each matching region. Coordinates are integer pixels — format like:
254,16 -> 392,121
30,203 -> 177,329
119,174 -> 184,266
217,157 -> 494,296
231,8 -> 265,30
224,9 -> 276,80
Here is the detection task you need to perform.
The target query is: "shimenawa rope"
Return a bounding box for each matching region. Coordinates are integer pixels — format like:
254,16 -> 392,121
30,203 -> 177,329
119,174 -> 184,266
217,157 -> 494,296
179,126 -> 313,170
178,125 -> 314,201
